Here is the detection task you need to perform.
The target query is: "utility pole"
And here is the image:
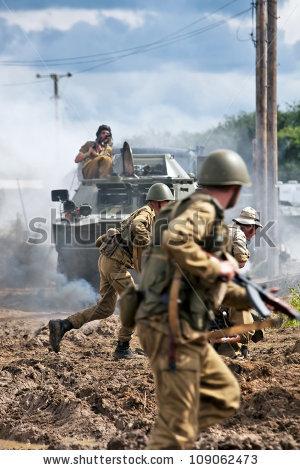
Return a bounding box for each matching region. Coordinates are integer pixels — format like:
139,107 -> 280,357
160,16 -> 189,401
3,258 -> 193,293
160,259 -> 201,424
254,0 -> 268,274
36,72 -> 72,165
267,0 -> 279,277
36,72 -> 72,120
36,72 -> 72,99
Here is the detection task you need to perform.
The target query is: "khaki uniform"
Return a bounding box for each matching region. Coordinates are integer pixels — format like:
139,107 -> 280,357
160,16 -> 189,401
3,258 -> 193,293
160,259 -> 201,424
226,224 -> 254,346
80,141 -> 113,178
227,223 -> 250,268
68,205 -> 155,342
136,192 -> 251,449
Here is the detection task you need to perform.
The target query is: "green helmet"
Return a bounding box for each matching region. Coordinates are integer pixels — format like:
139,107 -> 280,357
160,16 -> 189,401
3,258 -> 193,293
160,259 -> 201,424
198,149 -> 251,187
146,183 -> 175,201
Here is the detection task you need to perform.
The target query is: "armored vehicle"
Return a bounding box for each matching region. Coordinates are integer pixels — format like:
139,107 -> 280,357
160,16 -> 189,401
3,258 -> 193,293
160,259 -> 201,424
130,145 -> 205,175
51,144 -> 197,287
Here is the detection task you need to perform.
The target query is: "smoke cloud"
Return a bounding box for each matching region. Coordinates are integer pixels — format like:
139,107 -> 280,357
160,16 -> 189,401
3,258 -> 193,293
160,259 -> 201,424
0,217 -> 97,312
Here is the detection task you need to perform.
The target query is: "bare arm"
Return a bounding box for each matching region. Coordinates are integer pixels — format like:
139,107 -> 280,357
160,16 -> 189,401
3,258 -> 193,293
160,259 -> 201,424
75,152 -> 85,163
74,141 -> 96,163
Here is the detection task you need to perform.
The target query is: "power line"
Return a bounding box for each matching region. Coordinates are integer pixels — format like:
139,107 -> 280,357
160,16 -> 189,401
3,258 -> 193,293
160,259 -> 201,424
0,0 -> 244,68
0,3 -> 251,87
0,78 -> 48,86
0,0 -> 91,134
31,6 -> 249,75
75,7 -> 252,74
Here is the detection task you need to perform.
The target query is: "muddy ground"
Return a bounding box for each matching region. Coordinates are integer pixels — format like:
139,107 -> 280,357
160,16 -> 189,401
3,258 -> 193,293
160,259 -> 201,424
0,289 -> 299,450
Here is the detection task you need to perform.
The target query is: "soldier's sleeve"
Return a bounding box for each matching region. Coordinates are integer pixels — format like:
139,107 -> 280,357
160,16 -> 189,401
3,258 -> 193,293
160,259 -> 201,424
232,230 -> 250,266
131,209 -> 153,248
162,200 -> 222,282
79,141 -> 93,154
222,282 -> 252,310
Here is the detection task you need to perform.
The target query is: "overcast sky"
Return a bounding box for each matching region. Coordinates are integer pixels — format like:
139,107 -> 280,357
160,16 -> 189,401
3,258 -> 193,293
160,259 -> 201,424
0,0 -> 299,180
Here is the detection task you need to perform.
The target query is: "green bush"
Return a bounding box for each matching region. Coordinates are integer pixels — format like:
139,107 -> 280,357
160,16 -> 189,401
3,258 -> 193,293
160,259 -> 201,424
285,286 -> 300,327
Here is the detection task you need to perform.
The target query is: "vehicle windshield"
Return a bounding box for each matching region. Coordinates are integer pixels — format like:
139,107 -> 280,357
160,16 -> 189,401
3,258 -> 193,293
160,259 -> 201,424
133,155 -> 167,176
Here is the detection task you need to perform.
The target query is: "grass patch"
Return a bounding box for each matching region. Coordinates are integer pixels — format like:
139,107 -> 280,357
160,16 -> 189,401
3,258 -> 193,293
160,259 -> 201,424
285,286 -> 300,327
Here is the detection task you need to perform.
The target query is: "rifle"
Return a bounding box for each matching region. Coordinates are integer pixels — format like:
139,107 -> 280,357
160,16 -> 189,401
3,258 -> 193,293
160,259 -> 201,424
207,273 -> 300,343
234,272 -> 300,321
168,264 -> 300,351
208,317 -> 281,343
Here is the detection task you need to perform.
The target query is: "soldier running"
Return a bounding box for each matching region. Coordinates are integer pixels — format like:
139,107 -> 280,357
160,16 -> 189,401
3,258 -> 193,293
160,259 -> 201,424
48,183 -> 174,359
135,149 -> 254,449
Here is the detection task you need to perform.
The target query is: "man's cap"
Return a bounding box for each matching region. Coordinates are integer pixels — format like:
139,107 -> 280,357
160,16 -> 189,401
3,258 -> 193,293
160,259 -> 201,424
233,206 -> 262,227
96,124 -> 112,138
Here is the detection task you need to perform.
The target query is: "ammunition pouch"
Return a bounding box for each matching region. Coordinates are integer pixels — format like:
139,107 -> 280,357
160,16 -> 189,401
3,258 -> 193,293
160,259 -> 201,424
119,285 -> 144,328
180,307 -> 211,332
98,229 -> 120,257
179,280 -> 213,331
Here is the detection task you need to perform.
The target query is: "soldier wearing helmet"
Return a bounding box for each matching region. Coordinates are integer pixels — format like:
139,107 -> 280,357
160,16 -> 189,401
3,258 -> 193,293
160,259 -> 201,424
135,149 -> 254,449
75,124 -> 113,178
48,183 -> 174,359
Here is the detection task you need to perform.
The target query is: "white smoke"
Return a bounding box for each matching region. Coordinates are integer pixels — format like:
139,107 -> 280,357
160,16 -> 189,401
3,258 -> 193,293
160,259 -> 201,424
0,218 -> 97,311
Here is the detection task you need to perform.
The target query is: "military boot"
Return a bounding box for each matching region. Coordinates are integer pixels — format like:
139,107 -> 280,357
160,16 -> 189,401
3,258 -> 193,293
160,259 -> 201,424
48,319 -> 73,353
241,345 -> 250,359
252,329 -> 264,343
113,341 -> 134,359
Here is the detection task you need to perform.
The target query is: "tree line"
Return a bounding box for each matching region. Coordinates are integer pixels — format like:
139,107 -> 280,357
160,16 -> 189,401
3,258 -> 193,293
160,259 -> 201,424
186,102 -> 300,182
132,102 -> 300,182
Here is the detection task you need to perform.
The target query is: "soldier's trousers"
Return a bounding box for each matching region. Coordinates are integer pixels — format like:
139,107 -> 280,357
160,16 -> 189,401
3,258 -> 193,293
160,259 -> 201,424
137,319 -> 240,450
68,254 -> 135,342
82,155 -> 112,178
228,308 -> 254,345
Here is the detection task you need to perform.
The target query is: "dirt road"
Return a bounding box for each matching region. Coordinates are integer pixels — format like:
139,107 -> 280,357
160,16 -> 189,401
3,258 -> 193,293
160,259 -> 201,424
0,296 -> 299,450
